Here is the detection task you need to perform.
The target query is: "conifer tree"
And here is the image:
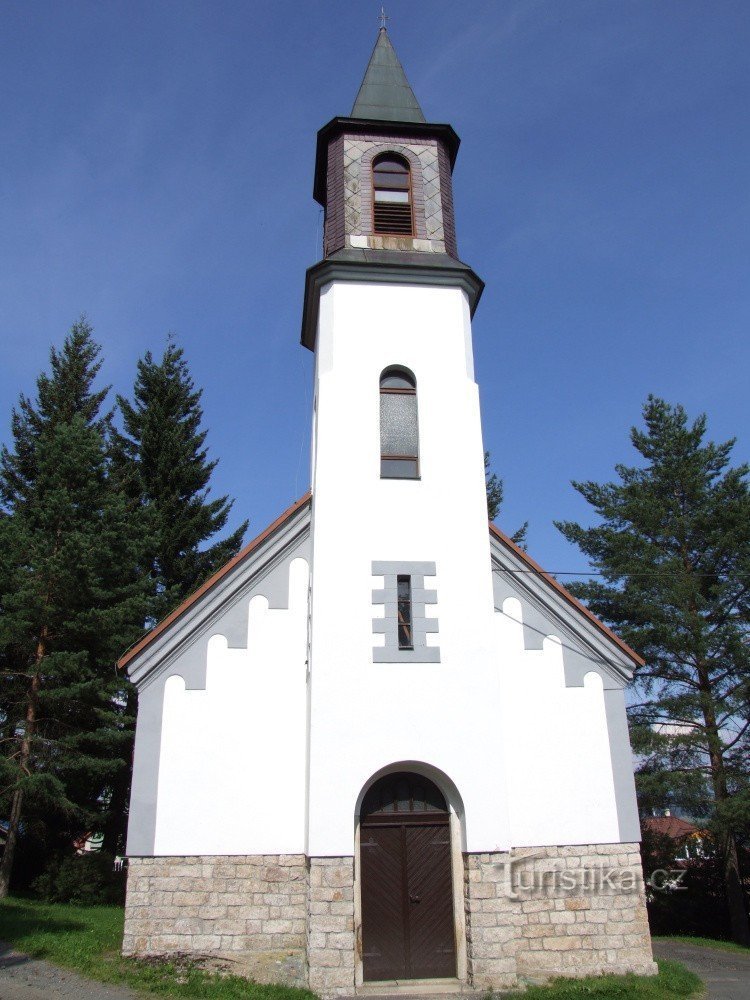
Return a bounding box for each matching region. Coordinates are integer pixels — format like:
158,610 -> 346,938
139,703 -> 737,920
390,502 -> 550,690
115,339 -> 247,621
485,451 -> 528,548
0,320 -> 148,896
556,396 -> 750,944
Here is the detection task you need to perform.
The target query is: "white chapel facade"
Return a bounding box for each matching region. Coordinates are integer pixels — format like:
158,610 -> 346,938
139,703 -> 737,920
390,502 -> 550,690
121,28 -> 657,994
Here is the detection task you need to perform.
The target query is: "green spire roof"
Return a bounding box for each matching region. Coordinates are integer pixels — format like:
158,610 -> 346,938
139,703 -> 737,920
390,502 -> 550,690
351,28 -> 425,123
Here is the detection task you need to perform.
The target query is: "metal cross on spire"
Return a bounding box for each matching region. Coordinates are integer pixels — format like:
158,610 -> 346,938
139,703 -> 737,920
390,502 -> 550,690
378,5 -> 389,30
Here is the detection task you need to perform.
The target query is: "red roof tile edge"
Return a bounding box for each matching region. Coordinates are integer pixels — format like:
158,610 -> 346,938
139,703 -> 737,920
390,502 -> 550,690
118,498 -> 642,673
489,522 -> 644,668
117,492 -> 312,671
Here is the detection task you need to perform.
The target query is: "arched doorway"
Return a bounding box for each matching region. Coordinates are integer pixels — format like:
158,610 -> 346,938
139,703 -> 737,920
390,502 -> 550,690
359,772 -> 456,981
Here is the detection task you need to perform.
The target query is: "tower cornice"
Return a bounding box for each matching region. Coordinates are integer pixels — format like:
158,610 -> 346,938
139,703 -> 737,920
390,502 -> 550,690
313,116 -> 460,206
300,248 -> 484,351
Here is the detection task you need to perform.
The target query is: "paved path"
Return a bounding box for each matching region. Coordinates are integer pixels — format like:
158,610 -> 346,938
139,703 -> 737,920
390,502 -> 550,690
0,942 -> 145,1000
652,939 -> 750,1000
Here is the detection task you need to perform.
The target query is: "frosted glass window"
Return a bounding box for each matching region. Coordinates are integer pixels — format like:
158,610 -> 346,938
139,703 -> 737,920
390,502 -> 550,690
380,367 -> 418,479
379,367 -> 419,479
380,392 -> 418,456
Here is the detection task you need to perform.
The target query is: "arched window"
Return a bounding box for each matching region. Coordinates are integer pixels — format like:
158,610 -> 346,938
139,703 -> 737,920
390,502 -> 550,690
361,772 -> 448,819
372,154 -> 413,236
380,367 -> 419,479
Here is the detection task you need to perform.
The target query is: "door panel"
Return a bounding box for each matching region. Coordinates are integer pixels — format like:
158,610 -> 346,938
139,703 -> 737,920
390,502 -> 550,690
360,821 -> 456,981
360,825 -> 408,980
405,824 -> 456,978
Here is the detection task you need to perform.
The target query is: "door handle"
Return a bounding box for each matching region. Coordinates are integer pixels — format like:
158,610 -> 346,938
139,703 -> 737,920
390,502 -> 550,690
409,893 -> 421,903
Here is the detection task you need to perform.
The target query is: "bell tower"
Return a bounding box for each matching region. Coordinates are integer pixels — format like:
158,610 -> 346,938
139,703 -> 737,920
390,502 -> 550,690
303,25 -> 508,874
301,26 -> 484,349
320,26 -> 459,259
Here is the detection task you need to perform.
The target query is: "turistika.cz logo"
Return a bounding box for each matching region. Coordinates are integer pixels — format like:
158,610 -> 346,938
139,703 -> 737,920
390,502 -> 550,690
493,850 -> 686,899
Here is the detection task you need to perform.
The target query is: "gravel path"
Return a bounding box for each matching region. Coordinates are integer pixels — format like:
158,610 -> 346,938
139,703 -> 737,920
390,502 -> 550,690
652,939 -> 750,1000
0,942 -> 145,1000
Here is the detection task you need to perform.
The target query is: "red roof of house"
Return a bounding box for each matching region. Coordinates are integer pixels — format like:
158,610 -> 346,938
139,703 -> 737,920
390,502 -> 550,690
643,815 -> 700,840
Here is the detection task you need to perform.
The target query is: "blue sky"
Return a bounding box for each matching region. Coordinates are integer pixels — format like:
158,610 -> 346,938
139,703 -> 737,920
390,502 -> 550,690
1,1 -> 748,576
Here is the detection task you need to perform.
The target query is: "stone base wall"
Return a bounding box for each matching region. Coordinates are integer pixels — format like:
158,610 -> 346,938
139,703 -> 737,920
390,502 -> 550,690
465,843 -> 657,986
124,844 -> 655,995
123,855 -> 308,986
307,857 -> 356,996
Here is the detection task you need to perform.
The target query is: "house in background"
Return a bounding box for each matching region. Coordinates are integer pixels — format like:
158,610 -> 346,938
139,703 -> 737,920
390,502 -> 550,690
119,26 -> 657,995
643,812 -> 706,863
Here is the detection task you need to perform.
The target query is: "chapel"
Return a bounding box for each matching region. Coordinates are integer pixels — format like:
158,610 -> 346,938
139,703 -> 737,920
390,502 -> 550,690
121,26 -> 657,995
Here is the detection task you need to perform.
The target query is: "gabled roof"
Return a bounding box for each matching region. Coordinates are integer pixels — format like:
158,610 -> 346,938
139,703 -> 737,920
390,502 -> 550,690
489,522 -> 644,669
118,490 -> 642,676
351,28 -> 426,123
117,493 -> 312,672
643,815 -> 700,840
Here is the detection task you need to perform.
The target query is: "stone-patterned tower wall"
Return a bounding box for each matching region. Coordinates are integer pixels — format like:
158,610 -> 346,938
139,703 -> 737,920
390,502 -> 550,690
323,132 -> 458,258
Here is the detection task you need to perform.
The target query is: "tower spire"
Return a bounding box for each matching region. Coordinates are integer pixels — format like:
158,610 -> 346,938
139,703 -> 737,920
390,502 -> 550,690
351,25 -> 425,123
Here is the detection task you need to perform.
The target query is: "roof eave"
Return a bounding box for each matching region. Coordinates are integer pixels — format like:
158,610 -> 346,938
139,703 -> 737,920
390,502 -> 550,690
488,521 -> 645,670
117,493 -> 312,673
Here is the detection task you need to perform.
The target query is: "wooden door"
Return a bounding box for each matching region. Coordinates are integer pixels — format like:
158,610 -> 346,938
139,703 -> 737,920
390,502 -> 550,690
360,773 -> 456,981
404,822 -> 455,978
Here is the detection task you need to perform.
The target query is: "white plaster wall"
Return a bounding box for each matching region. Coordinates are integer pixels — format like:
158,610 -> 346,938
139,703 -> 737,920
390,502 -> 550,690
153,558 -> 309,855
308,281 -> 511,856
307,280 -> 623,857
496,599 -> 620,846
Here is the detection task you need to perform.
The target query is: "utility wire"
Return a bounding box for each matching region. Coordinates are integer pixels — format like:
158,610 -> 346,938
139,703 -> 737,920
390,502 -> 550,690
493,605 -> 629,672
493,568 -> 743,580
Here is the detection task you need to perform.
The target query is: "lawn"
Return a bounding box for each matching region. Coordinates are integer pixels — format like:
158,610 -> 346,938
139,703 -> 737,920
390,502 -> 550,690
655,933 -> 750,955
0,896 -> 317,999
0,896 -> 704,1000
522,960 -> 701,1000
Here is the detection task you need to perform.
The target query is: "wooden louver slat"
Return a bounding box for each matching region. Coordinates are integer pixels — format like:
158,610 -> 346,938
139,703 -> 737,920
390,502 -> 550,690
374,201 -> 413,235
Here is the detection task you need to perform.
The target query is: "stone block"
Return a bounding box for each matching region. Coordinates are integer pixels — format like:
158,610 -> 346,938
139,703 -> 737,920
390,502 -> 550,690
550,910 -> 576,924
308,947 -> 341,968
263,919 -> 294,935
326,932 -> 355,950
309,966 -> 354,990
564,896 -> 590,911
311,915 -> 354,933
543,935 -> 582,952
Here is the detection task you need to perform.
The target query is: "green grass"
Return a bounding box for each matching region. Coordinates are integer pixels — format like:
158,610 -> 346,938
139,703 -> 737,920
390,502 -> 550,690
0,896 -> 317,999
655,933 -> 750,954
520,960 -> 702,1000
0,897 -> 706,1000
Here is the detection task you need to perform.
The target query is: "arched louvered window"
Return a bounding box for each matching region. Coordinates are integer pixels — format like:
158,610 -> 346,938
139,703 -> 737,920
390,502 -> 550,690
380,367 -> 419,479
372,154 -> 413,236
361,772 -> 448,819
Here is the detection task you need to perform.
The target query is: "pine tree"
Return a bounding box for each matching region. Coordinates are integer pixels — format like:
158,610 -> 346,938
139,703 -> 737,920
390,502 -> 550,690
0,320 -> 148,896
485,451 -> 528,548
556,396 -> 750,944
115,338 -> 247,621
